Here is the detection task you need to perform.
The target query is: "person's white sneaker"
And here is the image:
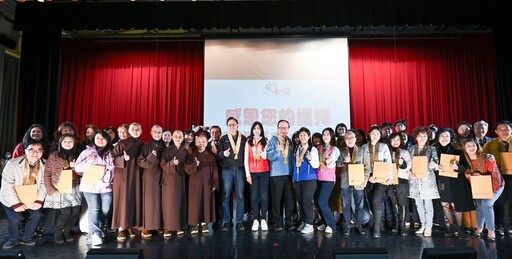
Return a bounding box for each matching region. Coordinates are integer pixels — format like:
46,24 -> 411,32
317,224 -> 326,231
423,228 -> 432,237
91,234 -> 103,246
325,226 -> 334,234
260,220 -> 268,231
251,220 -> 260,231
297,222 -> 306,231
301,224 -> 314,234
415,227 -> 425,235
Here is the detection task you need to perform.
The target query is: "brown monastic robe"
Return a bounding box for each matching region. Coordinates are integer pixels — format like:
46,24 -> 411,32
160,144 -> 187,230
137,139 -> 164,230
184,149 -> 219,225
111,137 -> 143,229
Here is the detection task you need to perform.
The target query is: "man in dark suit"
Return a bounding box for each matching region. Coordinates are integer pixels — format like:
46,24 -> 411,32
474,120 -> 492,147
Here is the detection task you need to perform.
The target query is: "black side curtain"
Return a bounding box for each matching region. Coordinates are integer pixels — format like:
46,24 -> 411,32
492,0 -> 512,121
18,29 -> 62,142
0,50 -> 19,155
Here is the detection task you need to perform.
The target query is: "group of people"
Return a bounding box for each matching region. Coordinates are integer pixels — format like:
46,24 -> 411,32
0,118 -> 510,250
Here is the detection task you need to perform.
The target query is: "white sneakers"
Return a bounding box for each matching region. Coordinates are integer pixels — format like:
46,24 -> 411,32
260,220 -> 268,231
252,220 -> 260,231
316,224 -> 326,231
325,226 -> 334,234
297,222 -> 306,231
301,224 -> 314,234
91,234 -> 102,246
423,228 -> 432,237
252,220 -> 269,231
415,227 -> 426,235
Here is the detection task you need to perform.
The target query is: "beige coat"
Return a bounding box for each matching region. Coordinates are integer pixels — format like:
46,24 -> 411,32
0,156 -> 47,207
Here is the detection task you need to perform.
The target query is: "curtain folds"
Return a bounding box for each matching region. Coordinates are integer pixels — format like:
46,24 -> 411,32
59,40 -> 204,141
348,34 -> 498,132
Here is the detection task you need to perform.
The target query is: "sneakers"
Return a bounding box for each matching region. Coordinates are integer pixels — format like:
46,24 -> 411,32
177,230 -> 184,236
117,229 -> 126,241
63,231 -> 74,242
191,226 -> 199,234
301,224 -> 314,234
415,227 -> 426,235
325,226 -> 334,234
357,225 -> 366,235
55,232 -> 65,244
297,222 -> 306,231
2,240 -> 19,249
142,229 -> 152,238
163,229 -> 172,238
236,223 -> 245,231
252,220 -> 260,231
201,223 -> 209,233
343,228 -> 350,236
91,234 -> 103,246
424,228 -> 432,237
260,220 -> 268,231
20,239 -> 36,246
317,224 -> 326,231
495,226 -> 505,236
221,223 -> 230,232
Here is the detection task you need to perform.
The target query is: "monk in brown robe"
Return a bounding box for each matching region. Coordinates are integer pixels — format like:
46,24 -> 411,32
160,130 -> 187,237
111,122 -> 144,241
137,125 -> 164,238
185,134 -> 219,234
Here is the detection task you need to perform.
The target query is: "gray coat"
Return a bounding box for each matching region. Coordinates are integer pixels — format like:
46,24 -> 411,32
0,156 -> 47,207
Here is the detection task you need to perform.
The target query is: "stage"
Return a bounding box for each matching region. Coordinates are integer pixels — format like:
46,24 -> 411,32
0,219 -> 509,259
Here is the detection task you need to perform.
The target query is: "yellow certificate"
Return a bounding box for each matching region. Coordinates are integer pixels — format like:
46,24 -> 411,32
55,169 -> 73,193
14,184 -> 38,207
439,154 -> 459,178
373,162 -> 390,183
81,165 -> 105,187
412,156 -> 427,178
500,152 -> 512,175
470,175 -> 493,199
348,164 -> 365,186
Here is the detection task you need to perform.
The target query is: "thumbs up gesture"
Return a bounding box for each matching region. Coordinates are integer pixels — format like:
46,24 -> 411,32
173,156 -> 179,166
224,147 -> 231,157
123,151 -> 130,161
195,157 -> 200,166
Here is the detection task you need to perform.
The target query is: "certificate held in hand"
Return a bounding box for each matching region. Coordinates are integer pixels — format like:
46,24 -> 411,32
470,175 -> 493,199
81,165 -> 105,187
348,164 -> 365,186
500,152 -> 512,175
14,184 -> 38,207
373,162 -> 390,183
55,169 -> 73,193
439,154 -> 460,178
412,156 -> 428,178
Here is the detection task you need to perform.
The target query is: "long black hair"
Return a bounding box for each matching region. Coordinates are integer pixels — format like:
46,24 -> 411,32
247,121 -> 267,147
92,130 -> 113,159
57,134 -> 80,161
322,127 -> 337,146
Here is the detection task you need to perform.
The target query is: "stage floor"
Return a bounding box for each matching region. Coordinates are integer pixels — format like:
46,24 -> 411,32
0,220 -> 509,258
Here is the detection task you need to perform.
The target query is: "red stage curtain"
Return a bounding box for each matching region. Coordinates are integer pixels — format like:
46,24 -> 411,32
59,40 -> 204,141
348,34 -> 497,133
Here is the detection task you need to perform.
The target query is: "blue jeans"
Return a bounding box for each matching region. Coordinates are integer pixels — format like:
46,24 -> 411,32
476,185 -> 504,230
83,192 -> 112,240
2,204 -> 43,242
315,181 -> 335,230
341,187 -> 369,228
250,172 -> 269,220
222,168 -> 245,224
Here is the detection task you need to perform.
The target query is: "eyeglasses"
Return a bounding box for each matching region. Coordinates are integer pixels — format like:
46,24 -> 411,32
278,127 -> 289,130
26,149 -> 44,154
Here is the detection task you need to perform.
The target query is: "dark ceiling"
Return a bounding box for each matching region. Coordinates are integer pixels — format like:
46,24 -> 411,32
11,0 -> 500,39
